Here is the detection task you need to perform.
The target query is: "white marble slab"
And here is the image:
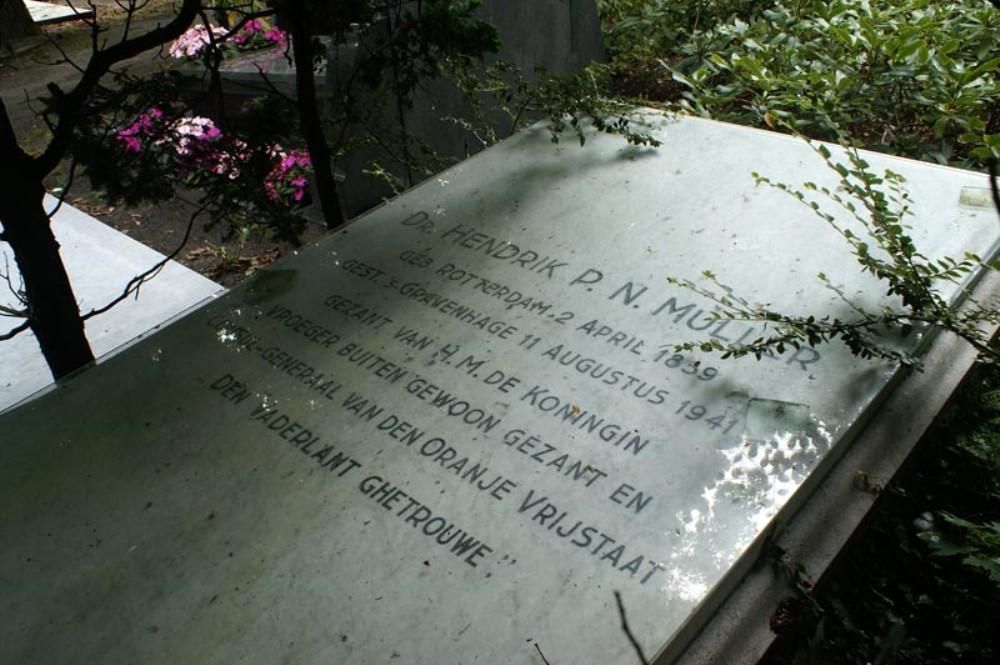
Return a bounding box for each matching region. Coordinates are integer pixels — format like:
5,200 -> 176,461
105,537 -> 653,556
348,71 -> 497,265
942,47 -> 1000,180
1,117 -> 997,664
25,0 -> 93,25
0,195 -> 221,413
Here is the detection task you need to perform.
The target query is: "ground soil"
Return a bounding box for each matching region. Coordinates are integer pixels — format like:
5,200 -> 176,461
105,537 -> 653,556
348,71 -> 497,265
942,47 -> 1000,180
1,1 -> 325,288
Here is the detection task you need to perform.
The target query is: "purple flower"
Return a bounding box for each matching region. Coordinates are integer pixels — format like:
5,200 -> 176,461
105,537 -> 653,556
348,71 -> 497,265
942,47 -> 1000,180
263,146 -> 310,206
263,27 -> 287,47
117,107 -> 170,152
121,135 -> 142,153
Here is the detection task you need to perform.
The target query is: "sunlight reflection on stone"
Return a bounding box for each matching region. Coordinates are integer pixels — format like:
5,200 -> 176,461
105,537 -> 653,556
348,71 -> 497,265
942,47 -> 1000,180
664,568 -> 709,603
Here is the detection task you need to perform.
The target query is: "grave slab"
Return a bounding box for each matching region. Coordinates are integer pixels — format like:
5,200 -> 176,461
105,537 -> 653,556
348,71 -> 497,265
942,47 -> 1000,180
25,0 -> 93,25
677,268 -> 1000,664
1,117 -> 997,664
0,195 -> 221,413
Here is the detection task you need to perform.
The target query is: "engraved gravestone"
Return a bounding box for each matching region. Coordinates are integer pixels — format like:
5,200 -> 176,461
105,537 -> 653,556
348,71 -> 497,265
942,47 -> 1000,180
2,116 -> 998,664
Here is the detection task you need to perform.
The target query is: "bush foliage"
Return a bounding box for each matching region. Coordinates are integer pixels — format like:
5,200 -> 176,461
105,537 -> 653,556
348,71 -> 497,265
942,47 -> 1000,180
600,0 -> 1000,168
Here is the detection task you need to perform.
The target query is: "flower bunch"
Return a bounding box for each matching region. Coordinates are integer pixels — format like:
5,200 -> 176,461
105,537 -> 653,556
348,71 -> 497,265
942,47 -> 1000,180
204,137 -> 250,181
115,109 -> 309,201
168,19 -> 287,60
169,23 -> 228,58
118,111 -> 226,164
116,106 -> 168,153
170,116 -> 224,159
230,19 -> 287,51
265,149 -> 311,203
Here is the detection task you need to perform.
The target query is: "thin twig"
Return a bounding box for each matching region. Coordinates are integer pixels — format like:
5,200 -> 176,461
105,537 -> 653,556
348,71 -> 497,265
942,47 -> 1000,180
533,642 -> 551,665
0,320 -> 30,342
44,156 -> 78,221
81,199 -> 209,320
0,252 -> 28,317
989,157 -> 1000,220
615,591 -> 650,665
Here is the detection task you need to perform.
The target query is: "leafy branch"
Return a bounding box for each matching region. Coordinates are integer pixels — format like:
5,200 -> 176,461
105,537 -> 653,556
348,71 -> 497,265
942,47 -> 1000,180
669,143 -> 1000,368
446,59 -> 662,150
921,512 -> 1000,585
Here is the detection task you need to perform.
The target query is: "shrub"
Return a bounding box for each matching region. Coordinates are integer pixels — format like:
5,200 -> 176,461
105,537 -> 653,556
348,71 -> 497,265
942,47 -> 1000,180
602,0 -> 1000,168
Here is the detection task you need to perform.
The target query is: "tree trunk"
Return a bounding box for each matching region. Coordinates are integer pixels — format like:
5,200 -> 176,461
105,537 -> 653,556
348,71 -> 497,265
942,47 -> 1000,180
0,0 -> 40,51
281,0 -> 347,229
0,101 -> 95,380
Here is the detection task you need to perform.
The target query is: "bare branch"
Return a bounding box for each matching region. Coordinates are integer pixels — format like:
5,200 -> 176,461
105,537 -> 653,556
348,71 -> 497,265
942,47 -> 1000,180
44,156 -> 78,221
36,0 -> 202,176
989,157 -> 1000,220
119,0 -> 147,44
615,591 -> 650,665
0,252 -> 28,318
532,642 -> 551,665
43,25 -> 88,76
82,199 -> 209,321
0,320 -> 30,342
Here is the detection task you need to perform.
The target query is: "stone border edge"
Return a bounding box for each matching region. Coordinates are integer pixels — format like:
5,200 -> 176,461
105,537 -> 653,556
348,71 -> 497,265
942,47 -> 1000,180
668,269 -> 1000,665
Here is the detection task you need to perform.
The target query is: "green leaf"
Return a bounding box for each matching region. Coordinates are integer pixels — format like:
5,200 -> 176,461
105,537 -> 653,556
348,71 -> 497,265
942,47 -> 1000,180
932,115 -> 951,139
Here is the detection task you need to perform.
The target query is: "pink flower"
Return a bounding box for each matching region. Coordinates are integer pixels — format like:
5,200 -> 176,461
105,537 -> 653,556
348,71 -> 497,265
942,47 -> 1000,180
113,112 -> 313,206
121,135 -> 142,153
172,116 -> 221,142
263,146 -> 310,206
117,107 -> 170,152
176,136 -> 194,157
169,24 -> 227,58
263,27 -> 287,47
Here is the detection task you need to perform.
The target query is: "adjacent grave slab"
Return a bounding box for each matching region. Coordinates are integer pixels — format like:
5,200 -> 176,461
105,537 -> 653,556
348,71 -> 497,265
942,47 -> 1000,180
0,195 -> 221,413
331,0 -> 607,218
185,37 -> 331,100
25,0 -> 93,25
2,117 -> 998,664
480,0 -> 606,74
